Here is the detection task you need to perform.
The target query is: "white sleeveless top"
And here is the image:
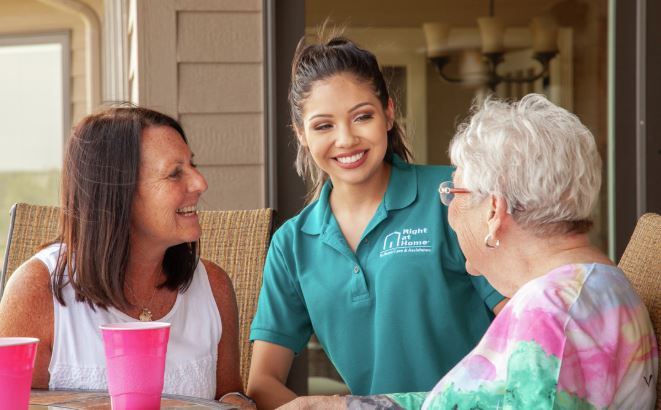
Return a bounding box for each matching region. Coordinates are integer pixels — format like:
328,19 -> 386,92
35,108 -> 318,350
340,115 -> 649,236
35,244 -> 221,400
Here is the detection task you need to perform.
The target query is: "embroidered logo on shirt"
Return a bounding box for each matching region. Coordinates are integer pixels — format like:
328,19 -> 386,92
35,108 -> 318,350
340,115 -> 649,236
380,227 -> 432,257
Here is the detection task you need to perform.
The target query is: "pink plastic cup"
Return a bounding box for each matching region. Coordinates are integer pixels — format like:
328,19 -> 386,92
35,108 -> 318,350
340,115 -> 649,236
0,337 -> 39,410
100,322 -> 171,410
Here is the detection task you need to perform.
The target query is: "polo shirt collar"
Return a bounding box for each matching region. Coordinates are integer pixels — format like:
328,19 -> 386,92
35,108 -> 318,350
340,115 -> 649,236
301,180 -> 333,235
384,154 -> 417,211
300,154 -> 417,235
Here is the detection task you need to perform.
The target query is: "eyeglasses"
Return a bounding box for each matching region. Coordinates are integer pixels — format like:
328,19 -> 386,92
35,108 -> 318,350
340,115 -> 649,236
438,181 -> 471,206
438,180 -> 526,213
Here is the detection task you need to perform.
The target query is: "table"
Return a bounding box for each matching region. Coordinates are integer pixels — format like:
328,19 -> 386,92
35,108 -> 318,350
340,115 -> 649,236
29,389 -> 238,409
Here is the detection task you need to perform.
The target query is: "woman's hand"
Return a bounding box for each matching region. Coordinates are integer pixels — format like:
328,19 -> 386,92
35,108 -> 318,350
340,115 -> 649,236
276,395 -> 345,410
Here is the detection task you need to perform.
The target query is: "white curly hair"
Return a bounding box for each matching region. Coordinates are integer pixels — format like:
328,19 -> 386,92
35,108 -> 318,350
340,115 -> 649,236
449,93 -> 602,236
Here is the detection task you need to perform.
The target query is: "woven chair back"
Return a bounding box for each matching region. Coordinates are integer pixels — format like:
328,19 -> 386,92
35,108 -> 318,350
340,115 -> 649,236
1,203 -> 60,294
1,203 -> 273,389
618,213 -> 661,409
198,209 -> 273,388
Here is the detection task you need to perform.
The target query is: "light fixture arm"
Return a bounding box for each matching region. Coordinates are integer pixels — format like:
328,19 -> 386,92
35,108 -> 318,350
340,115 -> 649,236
483,50 -> 557,90
428,56 -> 469,84
429,50 -> 558,91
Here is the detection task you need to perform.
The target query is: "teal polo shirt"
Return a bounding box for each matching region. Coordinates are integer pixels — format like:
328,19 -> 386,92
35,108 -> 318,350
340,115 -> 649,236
250,155 -> 503,395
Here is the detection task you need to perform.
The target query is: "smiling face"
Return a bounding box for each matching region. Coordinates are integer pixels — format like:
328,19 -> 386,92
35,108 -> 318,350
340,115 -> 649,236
297,73 -> 394,189
130,125 -> 208,250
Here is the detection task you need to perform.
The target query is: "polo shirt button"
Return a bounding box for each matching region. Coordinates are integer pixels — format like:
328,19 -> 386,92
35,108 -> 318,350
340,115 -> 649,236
353,265 -> 360,274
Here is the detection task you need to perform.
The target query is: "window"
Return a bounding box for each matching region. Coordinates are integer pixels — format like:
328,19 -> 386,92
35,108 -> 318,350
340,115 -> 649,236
0,33 -> 69,260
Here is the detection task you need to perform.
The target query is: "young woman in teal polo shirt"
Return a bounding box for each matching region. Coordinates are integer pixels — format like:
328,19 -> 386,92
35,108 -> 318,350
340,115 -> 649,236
247,35 -> 505,409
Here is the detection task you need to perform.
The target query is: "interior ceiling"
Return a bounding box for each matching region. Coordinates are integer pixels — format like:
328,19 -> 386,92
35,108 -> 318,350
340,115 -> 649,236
306,0 -> 569,27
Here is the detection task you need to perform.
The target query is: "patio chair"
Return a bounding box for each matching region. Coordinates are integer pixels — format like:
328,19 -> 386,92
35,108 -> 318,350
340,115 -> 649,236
618,212 -> 661,409
1,203 -> 59,295
1,202 -> 273,389
197,208 -> 273,388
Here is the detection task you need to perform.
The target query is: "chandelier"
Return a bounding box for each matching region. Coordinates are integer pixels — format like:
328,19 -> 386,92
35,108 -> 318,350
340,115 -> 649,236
422,0 -> 559,91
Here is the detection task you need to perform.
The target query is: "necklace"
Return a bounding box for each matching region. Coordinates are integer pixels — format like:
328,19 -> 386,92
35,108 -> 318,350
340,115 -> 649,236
126,283 -> 158,322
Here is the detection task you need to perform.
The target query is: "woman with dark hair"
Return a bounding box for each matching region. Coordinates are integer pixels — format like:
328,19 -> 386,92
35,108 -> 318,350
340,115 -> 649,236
246,35 -> 505,409
0,107 -> 252,406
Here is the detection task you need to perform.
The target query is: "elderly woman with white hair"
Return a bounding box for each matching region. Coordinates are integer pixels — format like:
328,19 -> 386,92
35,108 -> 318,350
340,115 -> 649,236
283,94 -> 658,410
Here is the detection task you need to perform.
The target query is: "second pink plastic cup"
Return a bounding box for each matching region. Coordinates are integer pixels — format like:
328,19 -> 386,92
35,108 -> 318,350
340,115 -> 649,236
100,322 -> 171,410
0,337 -> 39,410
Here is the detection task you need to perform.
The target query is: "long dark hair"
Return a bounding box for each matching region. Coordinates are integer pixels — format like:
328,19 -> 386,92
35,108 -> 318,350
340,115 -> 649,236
289,34 -> 413,202
52,106 -> 199,310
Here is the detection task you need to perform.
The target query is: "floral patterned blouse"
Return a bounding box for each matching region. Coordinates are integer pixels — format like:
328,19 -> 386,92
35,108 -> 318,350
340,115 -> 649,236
347,264 -> 658,410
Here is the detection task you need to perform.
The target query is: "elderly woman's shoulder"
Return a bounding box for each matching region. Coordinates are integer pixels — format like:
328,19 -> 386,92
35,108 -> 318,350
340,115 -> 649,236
522,263 -> 629,310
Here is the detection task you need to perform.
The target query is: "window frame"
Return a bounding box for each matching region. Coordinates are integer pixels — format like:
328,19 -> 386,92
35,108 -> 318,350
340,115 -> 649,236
0,31 -> 71,151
